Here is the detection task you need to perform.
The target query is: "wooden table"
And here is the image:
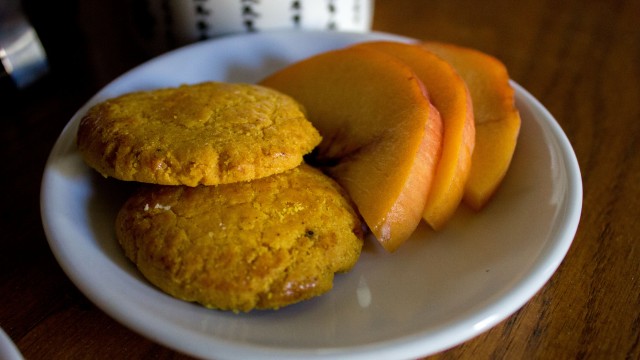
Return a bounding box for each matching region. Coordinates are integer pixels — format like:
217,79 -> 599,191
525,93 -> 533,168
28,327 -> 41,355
2,0 -> 639,358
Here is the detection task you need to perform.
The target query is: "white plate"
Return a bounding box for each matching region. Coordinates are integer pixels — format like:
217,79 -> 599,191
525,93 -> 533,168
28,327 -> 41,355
0,327 -> 24,360
40,31 -> 582,360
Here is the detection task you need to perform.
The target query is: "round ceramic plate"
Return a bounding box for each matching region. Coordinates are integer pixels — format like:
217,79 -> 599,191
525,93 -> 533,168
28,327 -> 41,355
41,31 -> 582,360
0,328 -> 23,360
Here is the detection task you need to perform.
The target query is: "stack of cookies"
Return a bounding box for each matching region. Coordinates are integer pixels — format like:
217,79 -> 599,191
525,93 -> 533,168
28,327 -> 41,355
77,82 -> 364,312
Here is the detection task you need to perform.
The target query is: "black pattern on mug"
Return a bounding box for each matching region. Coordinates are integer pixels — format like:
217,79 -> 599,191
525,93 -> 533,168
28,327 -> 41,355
193,0 -> 212,40
241,0 -> 260,32
291,0 -> 302,27
327,0 -> 337,30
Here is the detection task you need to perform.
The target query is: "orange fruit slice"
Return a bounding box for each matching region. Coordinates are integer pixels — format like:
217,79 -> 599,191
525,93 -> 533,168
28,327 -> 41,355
421,41 -> 521,210
261,47 -> 443,251
353,41 -> 475,229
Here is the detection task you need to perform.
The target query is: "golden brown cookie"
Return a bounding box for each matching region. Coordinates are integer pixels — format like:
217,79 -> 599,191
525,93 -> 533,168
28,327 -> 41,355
77,82 -> 321,186
115,164 -> 364,312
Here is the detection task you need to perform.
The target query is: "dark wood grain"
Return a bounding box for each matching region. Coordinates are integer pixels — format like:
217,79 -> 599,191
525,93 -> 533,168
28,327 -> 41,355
1,0 -> 638,359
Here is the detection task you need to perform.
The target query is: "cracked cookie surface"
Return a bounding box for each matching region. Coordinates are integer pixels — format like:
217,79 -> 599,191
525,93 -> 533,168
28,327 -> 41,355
115,164 -> 364,312
77,82 -> 321,186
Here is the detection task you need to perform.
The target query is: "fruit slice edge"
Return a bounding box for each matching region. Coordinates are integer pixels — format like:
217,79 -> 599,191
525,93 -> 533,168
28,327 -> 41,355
352,41 -> 475,229
260,47 -> 443,251
421,41 -> 521,210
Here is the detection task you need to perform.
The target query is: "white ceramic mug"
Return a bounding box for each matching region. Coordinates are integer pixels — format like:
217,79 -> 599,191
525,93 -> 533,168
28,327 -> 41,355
130,0 -> 374,54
